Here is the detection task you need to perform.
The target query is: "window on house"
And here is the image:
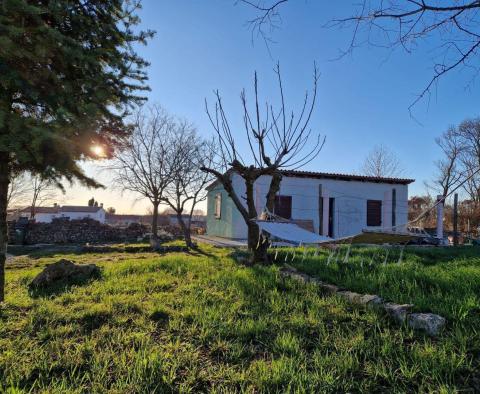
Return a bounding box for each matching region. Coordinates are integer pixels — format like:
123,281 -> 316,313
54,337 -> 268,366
274,195 -> 292,219
367,200 -> 382,226
214,193 -> 222,219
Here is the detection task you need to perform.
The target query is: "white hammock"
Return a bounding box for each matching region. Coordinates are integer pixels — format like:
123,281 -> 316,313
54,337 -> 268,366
255,220 -> 415,245
254,208 -> 415,246
255,220 -> 333,244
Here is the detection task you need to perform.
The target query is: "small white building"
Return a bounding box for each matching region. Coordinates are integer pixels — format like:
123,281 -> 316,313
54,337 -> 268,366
206,170 -> 414,240
20,205 -> 106,223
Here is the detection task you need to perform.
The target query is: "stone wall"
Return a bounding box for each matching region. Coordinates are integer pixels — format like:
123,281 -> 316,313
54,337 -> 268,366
11,218 -> 148,245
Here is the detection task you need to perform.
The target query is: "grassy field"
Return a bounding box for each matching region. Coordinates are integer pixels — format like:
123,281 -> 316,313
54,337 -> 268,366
1,244 -> 479,392
289,246 -> 480,322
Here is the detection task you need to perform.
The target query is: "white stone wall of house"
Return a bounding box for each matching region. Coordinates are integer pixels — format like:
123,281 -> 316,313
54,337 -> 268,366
255,175 -> 409,238
206,173 -> 410,240
20,208 -> 107,224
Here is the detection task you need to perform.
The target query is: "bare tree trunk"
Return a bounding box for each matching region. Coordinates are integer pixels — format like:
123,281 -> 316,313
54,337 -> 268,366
244,177 -> 273,263
248,221 -> 269,263
151,200 -> 160,239
177,213 -> 194,248
251,172 -> 282,263
0,152 -> 10,303
244,178 -> 266,263
265,172 -> 282,212
149,200 -> 162,250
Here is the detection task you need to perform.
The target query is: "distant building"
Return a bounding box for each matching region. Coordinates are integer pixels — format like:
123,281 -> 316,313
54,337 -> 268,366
168,214 -> 206,227
105,212 -> 206,229
20,205 -> 106,223
105,213 -> 153,227
7,208 -> 21,222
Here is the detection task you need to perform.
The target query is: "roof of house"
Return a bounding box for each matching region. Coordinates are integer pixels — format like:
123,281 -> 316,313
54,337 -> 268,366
280,169 -> 415,185
206,169 -> 415,190
20,206 -> 103,214
20,206 -> 60,214
105,214 -> 143,221
60,206 -> 103,213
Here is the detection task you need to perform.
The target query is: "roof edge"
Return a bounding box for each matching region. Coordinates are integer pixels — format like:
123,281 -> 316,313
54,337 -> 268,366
206,169 -> 414,190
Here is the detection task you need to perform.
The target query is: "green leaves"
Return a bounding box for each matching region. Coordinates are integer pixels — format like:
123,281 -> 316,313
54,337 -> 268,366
0,0 -> 154,185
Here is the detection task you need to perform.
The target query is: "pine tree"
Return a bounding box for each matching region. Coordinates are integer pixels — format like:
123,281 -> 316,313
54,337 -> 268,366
0,0 -> 154,301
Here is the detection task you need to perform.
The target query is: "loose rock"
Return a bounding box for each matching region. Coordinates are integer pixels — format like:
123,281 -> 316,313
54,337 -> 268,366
30,259 -> 100,288
359,294 -> 384,306
317,283 -> 340,294
383,303 -> 414,323
283,264 -> 298,272
407,313 -> 446,336
337,290 -> 363,303
280,270 -> 311,283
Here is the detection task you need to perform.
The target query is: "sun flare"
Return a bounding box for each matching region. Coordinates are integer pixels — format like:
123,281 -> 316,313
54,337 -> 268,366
90,145 -> 105,157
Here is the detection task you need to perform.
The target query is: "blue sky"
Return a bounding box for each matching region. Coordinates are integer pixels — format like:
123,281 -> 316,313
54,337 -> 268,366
72,0 -> 480,213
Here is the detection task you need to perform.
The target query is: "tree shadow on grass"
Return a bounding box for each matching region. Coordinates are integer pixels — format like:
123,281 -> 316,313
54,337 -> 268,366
227,265 -> 282,310
150,309 -> 171,328
76,310 -> 112,333
9,243 -> 155,259
28,271 -> 102,299
184,246 -> 217,259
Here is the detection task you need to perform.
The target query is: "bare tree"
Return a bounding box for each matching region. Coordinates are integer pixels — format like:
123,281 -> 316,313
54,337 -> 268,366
7,172 -> 59,216
240,1 -> 480,109
408,195 -> 436,228
161,126 -> 217,248
28,175 -> 59,219
361,144 -> 403,178
461,158 -> 480,203
201,64 -> 323,263
426,117 -> 480,226
456,118 -> 480,202
192,209 -> 205,216
7,172 -> 31,209
429,127 -> 464,197
111,105 -> 173,239
240,0 -> 288,47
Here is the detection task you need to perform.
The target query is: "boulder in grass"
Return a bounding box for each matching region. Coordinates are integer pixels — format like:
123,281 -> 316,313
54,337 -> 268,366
407,313 -> 446,336
383,303 -> 414,323
337,290 -> 363,303
317,282 -> 340,295
359,294 -> 384,307
280,270 -> 311,284
29,259 -> 100,289
283,264 -> 298,272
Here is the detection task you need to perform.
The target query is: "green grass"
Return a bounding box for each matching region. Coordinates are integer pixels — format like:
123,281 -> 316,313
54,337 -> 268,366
1,244 -> 479,392
288,246 -> 480,321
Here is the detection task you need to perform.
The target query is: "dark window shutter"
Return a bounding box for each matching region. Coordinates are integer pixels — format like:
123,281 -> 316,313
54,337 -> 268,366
367,200 -> 382,226
274,195 -> 292,219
